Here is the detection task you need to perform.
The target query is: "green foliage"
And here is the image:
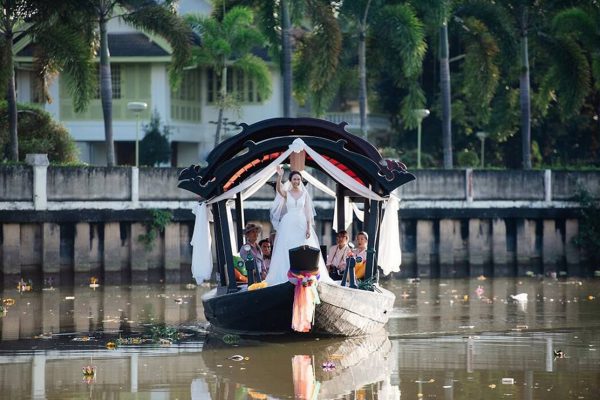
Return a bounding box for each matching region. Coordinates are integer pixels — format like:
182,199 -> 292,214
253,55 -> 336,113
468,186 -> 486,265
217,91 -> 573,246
222,334 -> 241,345
147,323 -> 179,342
378,147 -> 400,159
573,188 -> 600,265
358,275 -> 376,291
399,149 -> 437,169
0,102 -> 78,163
140,111 -> 171,167
457,148 -> 480,168
138,209 -> 173,252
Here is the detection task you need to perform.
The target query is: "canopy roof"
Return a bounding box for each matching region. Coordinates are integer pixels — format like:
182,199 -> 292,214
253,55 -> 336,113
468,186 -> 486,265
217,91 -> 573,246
178,117 -> 415,199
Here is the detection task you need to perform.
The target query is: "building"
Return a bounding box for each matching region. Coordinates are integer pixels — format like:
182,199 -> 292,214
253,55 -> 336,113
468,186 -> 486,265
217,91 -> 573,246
12,0 -> 283,167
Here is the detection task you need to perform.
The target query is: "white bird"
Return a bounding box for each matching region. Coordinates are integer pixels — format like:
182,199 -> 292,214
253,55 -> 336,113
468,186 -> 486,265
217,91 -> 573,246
511,293 -> 528,302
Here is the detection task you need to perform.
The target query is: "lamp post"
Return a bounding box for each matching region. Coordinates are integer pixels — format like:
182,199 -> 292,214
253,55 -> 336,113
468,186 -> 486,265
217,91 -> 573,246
476,131 -> 488,168
413,109 -> 430,168
127,102 -> 148,167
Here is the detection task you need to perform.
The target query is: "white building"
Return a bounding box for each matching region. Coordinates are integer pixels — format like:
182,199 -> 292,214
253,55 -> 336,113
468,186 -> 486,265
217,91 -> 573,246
12,0 -> 283,167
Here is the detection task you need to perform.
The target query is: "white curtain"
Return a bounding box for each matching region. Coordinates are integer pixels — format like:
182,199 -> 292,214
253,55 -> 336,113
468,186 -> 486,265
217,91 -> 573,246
190,138 -> 402,283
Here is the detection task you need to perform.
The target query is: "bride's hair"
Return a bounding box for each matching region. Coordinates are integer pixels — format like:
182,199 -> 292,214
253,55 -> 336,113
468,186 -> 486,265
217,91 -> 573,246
289,170 -> 302,180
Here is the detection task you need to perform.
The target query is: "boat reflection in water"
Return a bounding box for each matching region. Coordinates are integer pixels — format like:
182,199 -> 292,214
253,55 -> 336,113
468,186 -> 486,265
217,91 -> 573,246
200,332 -> 396,399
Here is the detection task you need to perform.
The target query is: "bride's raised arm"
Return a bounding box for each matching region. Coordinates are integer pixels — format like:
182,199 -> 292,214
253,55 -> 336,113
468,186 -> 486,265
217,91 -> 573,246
275,165 -> 287,198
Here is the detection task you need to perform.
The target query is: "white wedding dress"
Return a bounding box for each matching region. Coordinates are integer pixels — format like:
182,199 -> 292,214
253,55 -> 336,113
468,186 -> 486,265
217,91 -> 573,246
265,189 -> 332,284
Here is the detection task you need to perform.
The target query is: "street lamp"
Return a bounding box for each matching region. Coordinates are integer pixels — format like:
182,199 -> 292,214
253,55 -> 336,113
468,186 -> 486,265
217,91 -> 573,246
413,109 -> 430,168
127,102 -> 148,167
476,131 -> 488,168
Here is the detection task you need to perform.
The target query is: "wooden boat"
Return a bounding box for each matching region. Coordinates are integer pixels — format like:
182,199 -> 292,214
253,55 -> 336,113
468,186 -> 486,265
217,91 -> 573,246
178,117 -> 415,336
202,252 -> 396,336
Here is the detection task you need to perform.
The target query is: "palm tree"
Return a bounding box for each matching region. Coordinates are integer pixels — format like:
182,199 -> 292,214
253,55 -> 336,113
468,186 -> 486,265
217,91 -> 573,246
79,0 -> 191,166
226,0 -> 341,118
0,0 -> 95,161
186,5 -> 271,147
340,0 -> 378,139
547,5 -> 599,118
416,0 -> 454,168
368,2 -> 428,130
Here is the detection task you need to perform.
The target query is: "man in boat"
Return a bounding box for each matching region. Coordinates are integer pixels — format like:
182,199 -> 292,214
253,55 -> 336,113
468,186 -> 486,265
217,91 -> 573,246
326,230 -> 352,280
239,223 -> 264,281
258,238 -> 271,280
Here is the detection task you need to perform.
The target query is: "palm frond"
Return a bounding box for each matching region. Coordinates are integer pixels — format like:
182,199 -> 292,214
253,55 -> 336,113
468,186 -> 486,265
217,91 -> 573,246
233,54 -> 272,100
292,0 -> 341,112
123,2 -> 192,87
541,36 -> 591,118
455,0 -> 518,66
461,17 -> 500,120
400,80 -> 426,129
552,7 -> 596,42
32,20 -> 97,112
373,4 -> 427,79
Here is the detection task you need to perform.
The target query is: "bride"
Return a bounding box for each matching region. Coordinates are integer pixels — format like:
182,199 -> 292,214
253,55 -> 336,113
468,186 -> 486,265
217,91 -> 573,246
265,166 -> 332,284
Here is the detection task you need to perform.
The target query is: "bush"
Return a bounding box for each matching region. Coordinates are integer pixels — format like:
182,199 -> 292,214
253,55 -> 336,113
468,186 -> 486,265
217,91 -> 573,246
398,149 -> 437,169
573,188 -> 600,265
457,149 -> 480,168
140,111 -> 171,167
0,101 -> 78,163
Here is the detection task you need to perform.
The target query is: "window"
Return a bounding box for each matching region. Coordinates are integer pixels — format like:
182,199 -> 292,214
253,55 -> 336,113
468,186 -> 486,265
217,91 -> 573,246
94,64 -> 121,99
207,68 -> 262,104
171,68 -> 202,122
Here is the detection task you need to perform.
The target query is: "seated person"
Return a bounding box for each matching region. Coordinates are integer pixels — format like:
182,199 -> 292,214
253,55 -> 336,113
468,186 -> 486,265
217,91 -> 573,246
238,223 -> 264,283
325,230 -> 352,280
352,231 -> 368,279
259,238 -> 272,280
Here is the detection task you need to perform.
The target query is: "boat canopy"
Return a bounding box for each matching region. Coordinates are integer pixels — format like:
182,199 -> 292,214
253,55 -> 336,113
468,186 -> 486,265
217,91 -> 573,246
178,118 -> 415,289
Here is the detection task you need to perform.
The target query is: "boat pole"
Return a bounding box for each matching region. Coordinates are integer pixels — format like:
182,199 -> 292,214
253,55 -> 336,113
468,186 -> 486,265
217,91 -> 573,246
217,200 -> 238,292
365,199 -> 381,280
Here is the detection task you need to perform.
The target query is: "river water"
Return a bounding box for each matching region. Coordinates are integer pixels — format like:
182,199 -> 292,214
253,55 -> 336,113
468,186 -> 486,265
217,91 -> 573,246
0,277 -> 599,399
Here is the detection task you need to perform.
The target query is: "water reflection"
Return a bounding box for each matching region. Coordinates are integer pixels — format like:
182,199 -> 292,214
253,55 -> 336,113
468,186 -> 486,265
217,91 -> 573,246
0,278 -> 598,399
200,333 -> 394,399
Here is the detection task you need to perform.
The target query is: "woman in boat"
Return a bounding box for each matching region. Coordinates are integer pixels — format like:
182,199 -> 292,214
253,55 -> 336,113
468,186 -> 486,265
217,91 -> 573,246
352,231 -> 368,280
265,166 -> 332,284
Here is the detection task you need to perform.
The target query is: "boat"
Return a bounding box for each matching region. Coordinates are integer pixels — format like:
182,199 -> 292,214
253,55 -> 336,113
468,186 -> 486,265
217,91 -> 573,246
178,117 -> 415,336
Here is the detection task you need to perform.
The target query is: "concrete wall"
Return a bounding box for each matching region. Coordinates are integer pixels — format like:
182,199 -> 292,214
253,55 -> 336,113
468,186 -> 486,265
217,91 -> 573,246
1,165 -> 599,284
139,168 -> 197,201
399,170 -> 466,200
0,166 -> 32,201
47,167 -> 131,201
2,166 -> 599,202
473,171 -> 545,200
552,171 -> 600,200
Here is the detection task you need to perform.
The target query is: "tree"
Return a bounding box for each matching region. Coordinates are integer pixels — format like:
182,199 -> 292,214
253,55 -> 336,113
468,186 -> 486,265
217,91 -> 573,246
340,0 -> 379,138
414,0 -> 454,168
0,0 -> 95,162
140,111 -> 171,167
229,0 -> 341,117
186,5 -> 271,147
0,102 -> 79,163
79,0 -> 191,166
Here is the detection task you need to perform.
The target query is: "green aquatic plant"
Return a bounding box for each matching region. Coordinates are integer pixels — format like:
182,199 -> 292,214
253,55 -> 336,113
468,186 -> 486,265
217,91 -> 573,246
148,323 -> 179,342
138,209 -> 173,251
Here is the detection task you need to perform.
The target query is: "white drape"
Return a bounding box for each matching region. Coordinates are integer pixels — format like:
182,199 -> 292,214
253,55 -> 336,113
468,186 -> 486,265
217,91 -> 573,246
377,195 -> 401,275
190,138 -> 402,283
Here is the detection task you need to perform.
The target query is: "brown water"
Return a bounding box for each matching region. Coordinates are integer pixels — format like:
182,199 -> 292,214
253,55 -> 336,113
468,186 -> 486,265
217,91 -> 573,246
1,277 -> 599,399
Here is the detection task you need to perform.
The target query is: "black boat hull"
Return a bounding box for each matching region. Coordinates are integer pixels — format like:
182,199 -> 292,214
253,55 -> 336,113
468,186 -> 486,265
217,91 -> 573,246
202,281 -> 395,336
